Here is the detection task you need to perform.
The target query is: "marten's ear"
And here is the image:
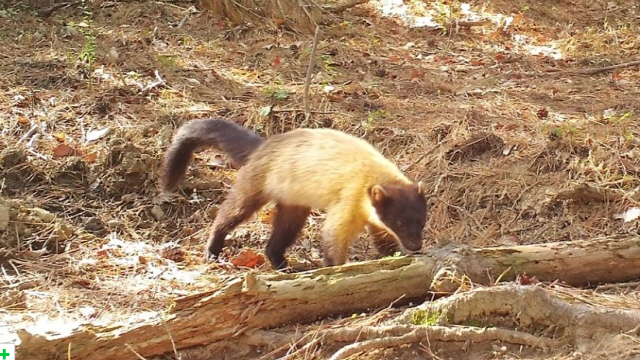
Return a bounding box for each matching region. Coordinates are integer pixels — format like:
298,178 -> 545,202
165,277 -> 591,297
370,185 -> 387,206
416,181 -> 425,196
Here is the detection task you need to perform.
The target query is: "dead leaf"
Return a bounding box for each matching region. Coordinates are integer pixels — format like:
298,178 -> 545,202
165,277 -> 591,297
83,152 -> 98,163
327,92 -> 343,102
258,208 -> 276,224
273,56 -> 282,67
85,128 -> 111,143
410,68 -> 425,80
52,143 -> 76,158
73,279 -> 93,288
470,59 -> 484,66
495,53 -> 506,62
17,114 -> 29,125
207,154 -> 226,167
389,55 -> 402,63
231,249 -> 265,268
614,207 -> 640,222
22,247 -> 47,259
273,18 -> 285,27
182,226 -> 194,236
121,193 -> 137,203
96,249 -> 109,258
516,273 -> 538,285
511,13 -> 525,27
53,132 -> 66,142
488,30 -> 503,40
436,83 -> 456,94
502,144 -> 517,156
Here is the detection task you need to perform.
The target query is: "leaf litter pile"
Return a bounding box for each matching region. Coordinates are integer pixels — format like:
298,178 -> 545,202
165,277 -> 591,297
1,0 -> 640,359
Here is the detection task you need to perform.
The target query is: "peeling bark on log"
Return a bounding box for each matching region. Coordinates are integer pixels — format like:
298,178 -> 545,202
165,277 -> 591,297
16,236 -> 640,360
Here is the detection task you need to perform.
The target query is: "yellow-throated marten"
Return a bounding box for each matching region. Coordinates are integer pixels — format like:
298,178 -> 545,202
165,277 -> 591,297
160,119 -> 427,270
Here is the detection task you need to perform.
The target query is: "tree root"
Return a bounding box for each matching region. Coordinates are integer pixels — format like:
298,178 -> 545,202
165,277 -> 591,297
246,323 -> 557,360
326,325 -> 557,360
398,284 -> 640,337
241,284 -> 640,359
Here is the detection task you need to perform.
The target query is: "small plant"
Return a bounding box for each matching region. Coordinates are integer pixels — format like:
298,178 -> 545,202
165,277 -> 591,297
320,55 -> 341,78
126,71 -> 141,80
363,109 -> 391,129
263,87 -> 289,101
552,127 -> 564,138
156,55 -> 178,67
410,309 -> 442,326
381,251 -> 403,259
0,6 -> 19,18
79,31 -> 97,67
606,111 -> 633,123
70,0 -> 98,74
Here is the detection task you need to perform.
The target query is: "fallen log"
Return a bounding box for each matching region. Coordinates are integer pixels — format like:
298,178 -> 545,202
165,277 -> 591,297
16,236 -> 640,360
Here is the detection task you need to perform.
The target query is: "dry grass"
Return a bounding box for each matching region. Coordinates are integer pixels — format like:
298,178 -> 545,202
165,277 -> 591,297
1,0 -> 640,358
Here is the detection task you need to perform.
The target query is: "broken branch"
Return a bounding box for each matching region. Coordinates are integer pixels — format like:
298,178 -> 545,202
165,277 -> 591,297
323,0 -> 370,13
303,26 -> 320,123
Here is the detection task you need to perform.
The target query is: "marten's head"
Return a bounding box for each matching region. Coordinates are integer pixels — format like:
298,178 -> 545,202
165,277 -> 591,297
370,181 -> 427,252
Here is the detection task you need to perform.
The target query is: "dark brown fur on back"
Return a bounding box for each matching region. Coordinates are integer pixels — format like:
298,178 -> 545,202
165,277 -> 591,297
159,119 -> 264,192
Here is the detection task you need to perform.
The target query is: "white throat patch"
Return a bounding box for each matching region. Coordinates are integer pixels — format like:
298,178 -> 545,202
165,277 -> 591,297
363,199 -> 401,244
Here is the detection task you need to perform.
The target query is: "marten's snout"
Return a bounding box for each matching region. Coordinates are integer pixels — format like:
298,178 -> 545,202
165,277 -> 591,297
402,237 -> 423,252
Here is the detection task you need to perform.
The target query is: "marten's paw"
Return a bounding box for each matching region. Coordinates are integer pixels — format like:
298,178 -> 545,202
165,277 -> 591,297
205,250 -> 221,262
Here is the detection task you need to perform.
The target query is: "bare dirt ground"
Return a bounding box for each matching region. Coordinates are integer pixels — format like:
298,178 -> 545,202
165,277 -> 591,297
1,0 -> 640,359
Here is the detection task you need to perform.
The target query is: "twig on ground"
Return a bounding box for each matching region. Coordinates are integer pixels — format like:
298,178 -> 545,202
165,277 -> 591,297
280,329 -> 324,360
547,59 -> 640,75
18,124 -> 38,143
25,133 -> 40,149
303,26 -> 321,124
139,70 -> 166,96
596,281 -> 640,291
26,148 -> 48,161
37,1 -> 82,18
323,0 -> 370,13
162,317 -> 180,360
272,109 -> 335,114
326,325 -> 558,360
125,343 -> 147,360
177,6 -> 198,29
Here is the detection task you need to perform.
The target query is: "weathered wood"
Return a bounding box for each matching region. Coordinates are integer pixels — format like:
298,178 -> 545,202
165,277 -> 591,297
15,236 -> 640,360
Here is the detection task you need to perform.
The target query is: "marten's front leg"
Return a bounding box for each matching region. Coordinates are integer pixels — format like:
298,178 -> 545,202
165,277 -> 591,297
365,223 -> 400,257
321,207 -> 366,267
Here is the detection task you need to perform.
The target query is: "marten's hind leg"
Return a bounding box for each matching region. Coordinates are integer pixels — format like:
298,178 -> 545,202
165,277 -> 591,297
321,207 -> 366,267
265,204 -> 311,270
365,224 -> 400,257
206,187 -> 267,260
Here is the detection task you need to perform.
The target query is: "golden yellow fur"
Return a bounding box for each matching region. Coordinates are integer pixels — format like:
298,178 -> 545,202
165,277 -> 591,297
160,119 -> 427,270
227,128 -> 412,266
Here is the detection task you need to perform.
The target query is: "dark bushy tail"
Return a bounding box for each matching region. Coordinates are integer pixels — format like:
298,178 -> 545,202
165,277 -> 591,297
159,118 -> 264,192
